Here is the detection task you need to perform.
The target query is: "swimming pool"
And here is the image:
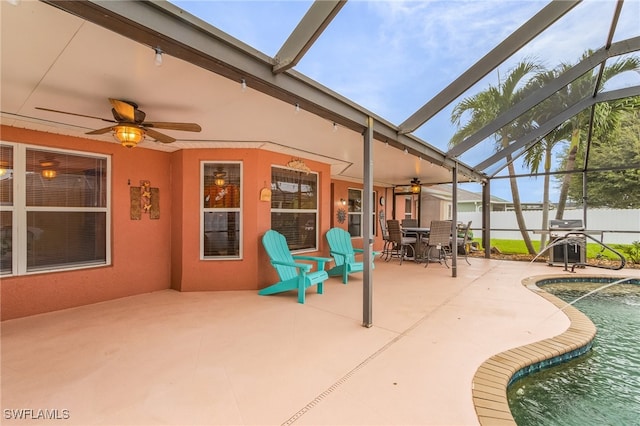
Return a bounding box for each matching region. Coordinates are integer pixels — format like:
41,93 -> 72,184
508,278 -> 640,425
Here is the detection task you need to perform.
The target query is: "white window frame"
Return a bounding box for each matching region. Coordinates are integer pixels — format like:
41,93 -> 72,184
405,195 -> 413,220
0,142 -> 111,276
270,165 -> 319,253
347,189 -> 378,238
347,187 -> 362,238
200,161 -> 243,260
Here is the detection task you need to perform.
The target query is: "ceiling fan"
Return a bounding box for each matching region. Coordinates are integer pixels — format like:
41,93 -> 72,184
36,98 -> 201,147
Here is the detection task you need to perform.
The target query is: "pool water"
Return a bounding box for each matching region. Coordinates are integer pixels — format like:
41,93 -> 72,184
508,282 -> 640,426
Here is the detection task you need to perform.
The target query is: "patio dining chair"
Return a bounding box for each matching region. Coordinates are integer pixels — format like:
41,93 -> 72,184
456,221 -> 473,265
401,218 -> 419,239
378,215 -> 393,260
423,220 -> 453,268
385,219 -> 416,265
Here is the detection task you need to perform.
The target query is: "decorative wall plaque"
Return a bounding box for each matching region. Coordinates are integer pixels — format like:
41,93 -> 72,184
130,180 -> 159,220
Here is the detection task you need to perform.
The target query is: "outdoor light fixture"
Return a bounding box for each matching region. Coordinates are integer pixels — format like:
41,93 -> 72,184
295,103 -> 300,113
114,125 -> 145,148
410,178 -> 421,194
154,47 -> 163,66
213,168 -> 226,187
241,78 -> 247,91
340,198 -> 346,206
404,148 -> 408,155
40,159 -> 59,179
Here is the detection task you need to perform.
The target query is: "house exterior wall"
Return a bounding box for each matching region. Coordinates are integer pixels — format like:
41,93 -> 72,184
1,126 -> 172,320
420,193 -> 452,226
1,127 -> 387,320
328,179 -> 387,252
169,148 -> 333,292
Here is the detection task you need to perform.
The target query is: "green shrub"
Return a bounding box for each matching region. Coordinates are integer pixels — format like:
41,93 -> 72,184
617,241 -> 640,264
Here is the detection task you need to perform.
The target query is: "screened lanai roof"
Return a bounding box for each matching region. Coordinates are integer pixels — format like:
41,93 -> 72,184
2,0 -> 639,193
170,0 -> 640,180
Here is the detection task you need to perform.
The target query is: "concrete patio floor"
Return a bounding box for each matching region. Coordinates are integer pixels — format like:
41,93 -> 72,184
2,258 -> 638,425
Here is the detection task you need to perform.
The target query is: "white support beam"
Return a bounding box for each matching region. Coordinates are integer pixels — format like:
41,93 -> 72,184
273,0 -> 346,74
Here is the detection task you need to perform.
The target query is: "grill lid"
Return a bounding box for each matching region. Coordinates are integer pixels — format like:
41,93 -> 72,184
549,219 -> 584,230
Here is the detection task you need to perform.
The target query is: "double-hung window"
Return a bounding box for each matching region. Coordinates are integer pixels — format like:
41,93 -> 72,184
201,162 -> 242,259
0,143 -> 110,275
347,188 -> 377,238
270,166 -> 318,251
347,188 -> 362,237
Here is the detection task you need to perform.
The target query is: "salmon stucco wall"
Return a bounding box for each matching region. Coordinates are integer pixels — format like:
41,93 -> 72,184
170,149 -> 332,292
1,126 -> 382,320
330,179 -> 389,252
0,126 -> 172,320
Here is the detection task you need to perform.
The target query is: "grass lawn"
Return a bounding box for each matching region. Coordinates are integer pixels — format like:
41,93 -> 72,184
474,238 -> 632,262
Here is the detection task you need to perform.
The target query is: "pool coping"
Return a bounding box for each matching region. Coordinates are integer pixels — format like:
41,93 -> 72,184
471,274 -> 638,425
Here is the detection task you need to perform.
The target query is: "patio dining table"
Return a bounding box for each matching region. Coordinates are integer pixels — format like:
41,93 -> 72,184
402,227 -> 430,262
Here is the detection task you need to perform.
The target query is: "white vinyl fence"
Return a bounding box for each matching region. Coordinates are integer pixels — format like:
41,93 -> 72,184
458,209 -> 640,245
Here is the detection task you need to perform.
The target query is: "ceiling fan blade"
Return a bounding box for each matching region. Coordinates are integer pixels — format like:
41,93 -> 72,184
142,122 -> 202,132
35,107 -> 116,123
145,128 -> 176,144
109,98 -> 137,122
86,126 -> 115,135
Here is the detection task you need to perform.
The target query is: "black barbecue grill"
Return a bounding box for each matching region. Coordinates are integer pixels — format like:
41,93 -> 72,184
548,219 -> 586,266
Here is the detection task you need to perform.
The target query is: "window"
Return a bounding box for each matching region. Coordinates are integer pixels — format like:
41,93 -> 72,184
348,189 -> 377,238
405,196 -> 413,220
347,188 -> 362,237
202,162 -> 242,259
0,144 -> 110,275
271,166 -> 318,251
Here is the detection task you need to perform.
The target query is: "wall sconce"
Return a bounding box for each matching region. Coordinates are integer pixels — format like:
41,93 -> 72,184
114,125 -> 145,148
340,198 -> 346,206
40,159 -> 59,179
410,178 -> 421,194
213,168 -> 226,187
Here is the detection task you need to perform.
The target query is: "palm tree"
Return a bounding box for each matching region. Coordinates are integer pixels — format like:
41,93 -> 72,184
522,130 -> 566,248
521,68 -> 573,248
553,53 -> 640,219
450,60 -> 543,255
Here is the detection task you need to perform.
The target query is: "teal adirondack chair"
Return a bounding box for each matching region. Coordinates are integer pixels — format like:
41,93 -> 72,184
325,227 -> 379,284
260,230 -> 332,304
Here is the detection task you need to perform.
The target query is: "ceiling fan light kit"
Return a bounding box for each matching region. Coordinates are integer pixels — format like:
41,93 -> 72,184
410,178 -> 421,194
36,98 -> 202,148
114,125 -> 145,148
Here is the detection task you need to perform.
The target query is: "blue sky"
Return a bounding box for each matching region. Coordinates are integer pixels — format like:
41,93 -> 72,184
171,0 -> 640,202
